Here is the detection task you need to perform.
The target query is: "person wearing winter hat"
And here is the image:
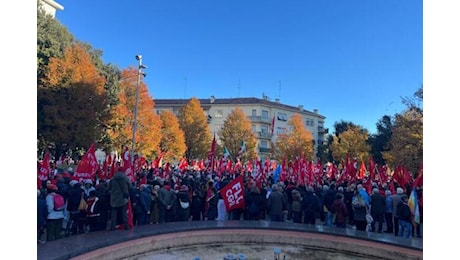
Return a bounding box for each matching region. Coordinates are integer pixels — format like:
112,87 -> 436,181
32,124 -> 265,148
45,184 -> 65,241
82,179 -> 95,199
176,185 -> 191,221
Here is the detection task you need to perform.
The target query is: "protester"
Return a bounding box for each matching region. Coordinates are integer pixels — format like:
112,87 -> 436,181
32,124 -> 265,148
37,190 -> 48,244
397,195 -> 413,239
302,186 -> 320,225
331,193 -> 348,228
267,184 -> 287,222
370,188 -> 386,233
352,193 -> 368,231
158,181 -> 176,223
108,171 -> 131,230
45,184 -> 65,241
384,189 -> 394,233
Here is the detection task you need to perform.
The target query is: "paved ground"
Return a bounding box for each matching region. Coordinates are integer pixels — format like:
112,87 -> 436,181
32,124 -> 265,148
37,220 -> 422,260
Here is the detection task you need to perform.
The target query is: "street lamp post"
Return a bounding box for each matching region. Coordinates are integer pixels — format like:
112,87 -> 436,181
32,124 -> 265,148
131,54 -> 147,164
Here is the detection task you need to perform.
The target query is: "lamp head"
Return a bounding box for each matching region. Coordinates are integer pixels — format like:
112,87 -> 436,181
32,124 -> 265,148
135,54 -> 142,61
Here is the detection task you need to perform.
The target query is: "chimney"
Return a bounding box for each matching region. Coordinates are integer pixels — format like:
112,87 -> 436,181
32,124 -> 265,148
313,109 -> 318,114
210,96 -> 215,104
275,98 -> 280,103
298,105 -> 303,111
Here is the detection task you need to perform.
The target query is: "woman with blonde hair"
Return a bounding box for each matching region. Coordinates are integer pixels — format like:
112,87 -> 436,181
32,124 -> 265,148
352,192 -> 369,231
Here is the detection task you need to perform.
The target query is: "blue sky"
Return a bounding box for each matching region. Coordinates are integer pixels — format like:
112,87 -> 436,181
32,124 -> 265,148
54,0 -> 422,134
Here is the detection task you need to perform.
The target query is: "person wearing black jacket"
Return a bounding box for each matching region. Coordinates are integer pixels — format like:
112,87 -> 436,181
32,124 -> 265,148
246,185 -> 265,220
323,184 -> 337,226
370,188 -> 386,233
302,186 -> 320,225
397,195 -> 412,239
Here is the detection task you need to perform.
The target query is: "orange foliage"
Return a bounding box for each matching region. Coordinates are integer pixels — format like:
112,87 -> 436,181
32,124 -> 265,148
108,67 -> 162,158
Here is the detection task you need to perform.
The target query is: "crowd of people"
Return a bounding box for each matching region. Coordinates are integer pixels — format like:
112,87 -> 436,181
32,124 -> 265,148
37,165 -> 423,244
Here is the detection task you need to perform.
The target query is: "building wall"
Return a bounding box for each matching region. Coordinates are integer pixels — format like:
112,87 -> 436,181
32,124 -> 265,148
38,0 -> 64,18
154,97 -> 327,158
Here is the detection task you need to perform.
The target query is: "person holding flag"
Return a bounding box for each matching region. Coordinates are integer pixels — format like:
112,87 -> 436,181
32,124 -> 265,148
108,170 -> 132,230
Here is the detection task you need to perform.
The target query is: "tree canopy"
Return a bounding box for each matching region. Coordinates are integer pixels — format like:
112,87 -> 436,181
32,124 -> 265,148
218,107 -> 257,161
274,113 -> 314,162
178,98 -> 212,160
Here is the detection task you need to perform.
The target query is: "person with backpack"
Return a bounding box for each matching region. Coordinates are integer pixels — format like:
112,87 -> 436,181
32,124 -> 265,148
45,184 -> 65,241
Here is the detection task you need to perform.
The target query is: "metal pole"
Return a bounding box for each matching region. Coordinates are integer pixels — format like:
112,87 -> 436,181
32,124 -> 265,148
131,55 -> 143,164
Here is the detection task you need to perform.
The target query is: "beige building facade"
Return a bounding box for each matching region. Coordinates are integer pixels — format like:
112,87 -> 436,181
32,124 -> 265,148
154,97 -> 327,158
38,0 -> 64,18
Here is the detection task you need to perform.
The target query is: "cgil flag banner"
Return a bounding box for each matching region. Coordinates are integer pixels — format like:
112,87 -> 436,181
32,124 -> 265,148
74,143 -> 99,182
219,175 -> 245,212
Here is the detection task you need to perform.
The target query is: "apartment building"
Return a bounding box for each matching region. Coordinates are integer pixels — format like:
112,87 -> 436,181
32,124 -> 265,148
154,96 -> 327,158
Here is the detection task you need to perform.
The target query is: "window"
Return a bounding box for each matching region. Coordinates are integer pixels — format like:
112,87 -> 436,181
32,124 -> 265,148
214,124 -> 222,132
261,125 -> 269,134
252,109 -> 257,116
214,109 -> 223,118
172,108 -> 180,116
276,127 -> 287,135
260,140 -> 268,148
277,112 -> 287,121
156,109 -> 163,115
262,110 -> 269,120
306,118 -> 314,126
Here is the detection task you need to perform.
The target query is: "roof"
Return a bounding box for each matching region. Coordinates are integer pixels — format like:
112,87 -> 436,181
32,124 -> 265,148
154,97 -> 325,119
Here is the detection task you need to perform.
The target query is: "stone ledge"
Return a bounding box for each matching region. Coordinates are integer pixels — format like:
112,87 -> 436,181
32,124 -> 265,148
37,221 -> 422,260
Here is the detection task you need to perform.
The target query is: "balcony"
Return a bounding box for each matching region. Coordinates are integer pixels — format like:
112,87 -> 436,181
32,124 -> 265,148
318,126 -> 328,134
257,131 -> 272,139
248,116 -> 271,124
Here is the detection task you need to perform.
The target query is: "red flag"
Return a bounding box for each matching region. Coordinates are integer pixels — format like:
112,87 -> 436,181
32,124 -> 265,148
109,154 -> 118,179
74,143 -> 99,182
413,164 -> 423,188
358,160 -> 366,180
117,199 -> 134,230
219,175 -> 245,211
120,147 -> 135,183
369,156 -> 376,182
38,151 -> 51,181
121,146 -> 131,170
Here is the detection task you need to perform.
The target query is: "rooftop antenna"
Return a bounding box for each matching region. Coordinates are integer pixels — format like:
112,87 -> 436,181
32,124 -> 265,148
184,77 -> 187,99
278,80 -> 281,99
238,80 -> 241,97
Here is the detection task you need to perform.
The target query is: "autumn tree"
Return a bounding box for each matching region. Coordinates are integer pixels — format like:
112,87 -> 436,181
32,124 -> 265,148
331,125 -> 371,163
218,107 -> 257,161
383,87 -> 423,175
274,113 -> 314,162
107,67 -> 162,158
38,43 -> 109,156
159,110 -> 187,162
178,98 -> 212,160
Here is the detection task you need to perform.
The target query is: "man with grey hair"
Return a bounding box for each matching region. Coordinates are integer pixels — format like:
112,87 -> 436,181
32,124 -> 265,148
391,187 -> 404,236
267,184 -> 287,222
